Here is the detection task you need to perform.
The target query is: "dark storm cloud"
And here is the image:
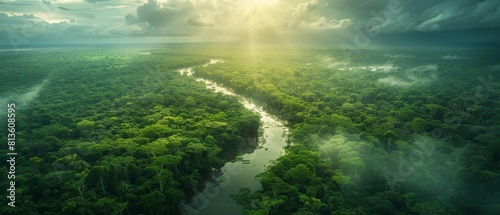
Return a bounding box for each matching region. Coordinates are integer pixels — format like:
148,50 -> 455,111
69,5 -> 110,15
0,11 -> 143,46
8,2 -> 36,5
125,0 -> 192,28
323,0 -> 500,32
2,0 -> 499,45
366,0 -> 500,32
372,29 -> 500,48
324,0 -> 387,19
85,0 -> 113,3
0,12 -> 47,46
57,6 -> 80,11
325,0 -> 500,48
124,0 -> 500,37
0,0 -> 148,45
0,12 -> 41,25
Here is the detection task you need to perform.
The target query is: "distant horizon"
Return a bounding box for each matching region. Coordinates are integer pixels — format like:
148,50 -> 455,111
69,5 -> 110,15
1,40 -> 500,50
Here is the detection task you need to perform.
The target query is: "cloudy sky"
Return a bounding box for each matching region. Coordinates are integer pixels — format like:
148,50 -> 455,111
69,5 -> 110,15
0,0 -> 499,47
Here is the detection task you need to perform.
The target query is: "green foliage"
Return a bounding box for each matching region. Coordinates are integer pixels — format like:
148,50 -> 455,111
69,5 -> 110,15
0,48 -> 260,215
195,49 -> 500,215
1,47 -> 498,215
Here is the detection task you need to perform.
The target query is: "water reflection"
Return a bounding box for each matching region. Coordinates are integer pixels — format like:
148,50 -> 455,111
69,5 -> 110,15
179,60 -> 290,215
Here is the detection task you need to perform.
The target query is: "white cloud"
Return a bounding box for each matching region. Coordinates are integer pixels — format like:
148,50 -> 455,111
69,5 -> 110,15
186,13 -> 216,27
309,17 -> 352,29
124,0 -> 350,39
442,55 -> 465,60
415,13 -> 447,31
2,0 -> 499,43
290,0 -> 324,26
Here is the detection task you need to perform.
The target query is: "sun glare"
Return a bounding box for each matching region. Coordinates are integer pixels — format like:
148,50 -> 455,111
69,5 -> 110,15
251,0 -> 279,5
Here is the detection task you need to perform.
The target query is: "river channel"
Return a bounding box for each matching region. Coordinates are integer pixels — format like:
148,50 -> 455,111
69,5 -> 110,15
178,60 -> 290,215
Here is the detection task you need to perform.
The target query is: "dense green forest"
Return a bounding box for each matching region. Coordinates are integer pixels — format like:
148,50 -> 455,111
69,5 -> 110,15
0,47 -> 260,214
1,47 -> 499,214
194,49 -> 500,214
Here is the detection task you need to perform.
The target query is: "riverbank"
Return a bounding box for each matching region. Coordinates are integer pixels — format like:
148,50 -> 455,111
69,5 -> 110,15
179,61 -> 291,215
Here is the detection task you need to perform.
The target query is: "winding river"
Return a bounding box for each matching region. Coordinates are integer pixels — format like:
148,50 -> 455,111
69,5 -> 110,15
178,60 -> 290,215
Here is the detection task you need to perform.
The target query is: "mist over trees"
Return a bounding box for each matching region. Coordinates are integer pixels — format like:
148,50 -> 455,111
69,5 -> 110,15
0,47 -> 499,214
196,49 -> 500,214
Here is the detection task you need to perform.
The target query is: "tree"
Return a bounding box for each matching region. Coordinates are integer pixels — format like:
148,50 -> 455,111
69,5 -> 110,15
140,124 -> 173,140
75,119 -> 96,138
331,171 -> 352,191
410,201 -> 447,215
339,156 -> 365,179
95,197 -> 117,215
384,130 -> 399,151
411,117 -> 426,133
139,191 -> 167,215
284,164 -> 317,187
61,197 -> 93,215
153,155 -> 182,170
165,188 -> 185,213
141,138 -> 171,158
87,165 -> 110,194
402,193 -> 415,208
299,194 -> 322,212
145,165 -> 174,192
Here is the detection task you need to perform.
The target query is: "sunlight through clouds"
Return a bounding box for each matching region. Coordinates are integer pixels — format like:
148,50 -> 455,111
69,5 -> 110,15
0,0 -> 499,45
124,0 -> 352,42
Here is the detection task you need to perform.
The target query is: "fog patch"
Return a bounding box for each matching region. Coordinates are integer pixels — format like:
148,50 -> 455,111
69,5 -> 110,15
20,83 -> 45,104
488,64 -> 500,71
202,59 -> 224,67
320,132 -> 473,208
442,55 -> 465,60
385,54 -> 412,58
316,55 -> 397,73
317,55 -> 349,69
384,134 -> 461,195
338,64 -> 398,73
378,64 -> 438,87
0,79 -> 49,116
378,77 -> 413,87
319,132 -> 376,179
367,64 -> 398,73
